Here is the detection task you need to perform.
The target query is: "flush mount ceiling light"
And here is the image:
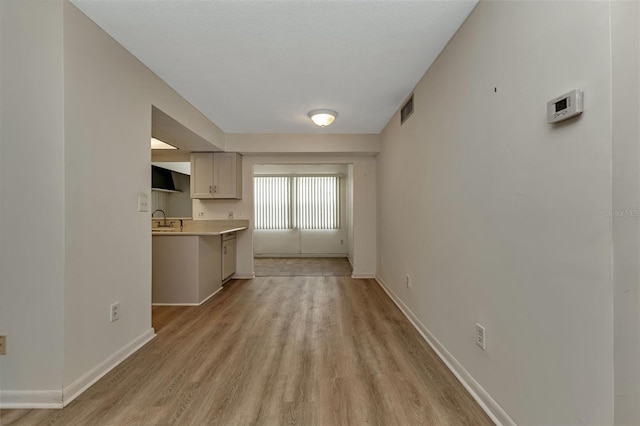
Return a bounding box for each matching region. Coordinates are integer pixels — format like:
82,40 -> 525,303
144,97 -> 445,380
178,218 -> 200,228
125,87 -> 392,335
308,109 -> 338,127
151,137 -> 178,150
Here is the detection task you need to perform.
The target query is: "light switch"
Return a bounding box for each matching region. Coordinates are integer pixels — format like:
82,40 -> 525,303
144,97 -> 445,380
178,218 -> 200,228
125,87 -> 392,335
138,194 -> 149,212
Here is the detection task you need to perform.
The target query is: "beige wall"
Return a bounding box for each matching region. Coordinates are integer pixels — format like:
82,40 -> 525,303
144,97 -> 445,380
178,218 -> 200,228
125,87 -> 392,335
0,0 -> 66,404
377,1 -> 614,424
0,0 -> 226,406
3,0 -> 635,420
168,172 -> 192,218
226,133 -> 380,154
62,0 -> 224,395
151,151 -> 191,162
346,164 -> 354,263
611,1 -> 640,424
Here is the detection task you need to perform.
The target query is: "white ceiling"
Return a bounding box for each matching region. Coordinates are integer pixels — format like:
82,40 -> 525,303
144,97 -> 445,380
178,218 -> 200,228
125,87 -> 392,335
71,0 -> 477,134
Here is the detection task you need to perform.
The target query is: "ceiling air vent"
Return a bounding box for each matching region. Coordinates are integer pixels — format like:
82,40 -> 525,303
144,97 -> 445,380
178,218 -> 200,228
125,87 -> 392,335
401,94 -> 414,124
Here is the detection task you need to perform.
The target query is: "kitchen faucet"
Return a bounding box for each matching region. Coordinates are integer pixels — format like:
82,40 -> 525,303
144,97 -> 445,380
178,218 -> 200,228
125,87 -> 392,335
151,209 -> 171,227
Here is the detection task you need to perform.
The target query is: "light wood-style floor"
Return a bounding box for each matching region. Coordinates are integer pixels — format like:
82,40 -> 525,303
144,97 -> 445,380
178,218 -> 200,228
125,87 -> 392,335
254,257 -> 352,277
1,276 -> 493,425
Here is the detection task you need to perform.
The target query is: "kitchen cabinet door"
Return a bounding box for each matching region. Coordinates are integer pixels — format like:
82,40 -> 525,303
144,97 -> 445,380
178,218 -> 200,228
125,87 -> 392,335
213,152 -> 242,199
190,153 -> 215,199
222,238 -> 236,280
190,152 -> 242,199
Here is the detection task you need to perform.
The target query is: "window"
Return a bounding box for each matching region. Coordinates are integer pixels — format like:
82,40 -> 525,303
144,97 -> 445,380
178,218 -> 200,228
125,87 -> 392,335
295,176 -> 340,230
254,177 -> 290,230
254,176 -> 340,230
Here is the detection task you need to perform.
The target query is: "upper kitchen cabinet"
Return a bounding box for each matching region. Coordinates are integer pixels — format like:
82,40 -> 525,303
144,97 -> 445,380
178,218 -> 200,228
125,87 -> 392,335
190,152 -> 242,199
190,153 -> 215,198
213,152 -> 242,199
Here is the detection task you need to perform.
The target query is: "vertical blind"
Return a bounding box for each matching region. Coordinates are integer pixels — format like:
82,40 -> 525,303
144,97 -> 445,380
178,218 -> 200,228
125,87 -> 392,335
254,176 -> 340,230
254,177 -> 290,230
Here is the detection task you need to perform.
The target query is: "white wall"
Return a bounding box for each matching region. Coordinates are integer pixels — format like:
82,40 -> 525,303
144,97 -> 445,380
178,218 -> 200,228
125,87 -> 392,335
377,2 -> 614,425
254,229 -> 347,256
611,1 -> 640,424
0,0 -> 66,403
194,154 -> 376,278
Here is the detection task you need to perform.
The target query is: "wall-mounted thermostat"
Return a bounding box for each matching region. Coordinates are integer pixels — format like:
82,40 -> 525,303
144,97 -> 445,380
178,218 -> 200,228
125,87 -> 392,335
547,89 -> 583,123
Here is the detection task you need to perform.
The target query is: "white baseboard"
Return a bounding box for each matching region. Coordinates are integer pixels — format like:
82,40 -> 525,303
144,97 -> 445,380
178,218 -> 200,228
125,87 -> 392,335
253,254 -> 348,258
375,276 -> 515,426
152,286 -> 224,307
198,286 -> 223,304
351,273 -> 375,279
62,328 -> 156,407
0,390 -> 63,409
0,329 -> 156,410
231,275 -> 255,279
152,302 -> 201,306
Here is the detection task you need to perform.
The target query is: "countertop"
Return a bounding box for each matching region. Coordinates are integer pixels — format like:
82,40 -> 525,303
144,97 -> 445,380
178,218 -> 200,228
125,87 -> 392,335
152,226 -> 247,236
152,219 -> 249,236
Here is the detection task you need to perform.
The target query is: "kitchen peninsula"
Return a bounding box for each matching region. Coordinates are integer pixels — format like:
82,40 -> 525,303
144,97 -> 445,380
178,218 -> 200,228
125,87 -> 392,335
152,219 -> 248,305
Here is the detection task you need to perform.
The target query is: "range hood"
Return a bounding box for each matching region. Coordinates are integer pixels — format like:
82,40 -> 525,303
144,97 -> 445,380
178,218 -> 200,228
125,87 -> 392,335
151,165 -> 180,193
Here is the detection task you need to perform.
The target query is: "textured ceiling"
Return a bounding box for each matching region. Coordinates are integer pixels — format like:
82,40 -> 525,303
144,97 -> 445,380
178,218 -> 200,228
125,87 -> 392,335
71,0 -> 477,134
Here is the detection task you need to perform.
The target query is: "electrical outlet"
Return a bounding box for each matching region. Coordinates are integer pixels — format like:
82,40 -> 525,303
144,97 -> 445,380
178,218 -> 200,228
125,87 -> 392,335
110,302 -> 120,323
406,274 -> 411,288
198,212 -> 205,217
0,336 -> 6,355
137,194 -> 149,212
228,211 -> 234,219
340,239 -> 344,245
475,323 -> 486,350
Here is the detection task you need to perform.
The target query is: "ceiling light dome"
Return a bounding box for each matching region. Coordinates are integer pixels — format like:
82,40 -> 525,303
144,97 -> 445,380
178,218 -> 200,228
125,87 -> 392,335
308,109 -> 337,127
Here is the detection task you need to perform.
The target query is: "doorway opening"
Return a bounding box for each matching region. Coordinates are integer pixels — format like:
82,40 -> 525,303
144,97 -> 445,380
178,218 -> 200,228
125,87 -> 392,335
253,163 -> 353,276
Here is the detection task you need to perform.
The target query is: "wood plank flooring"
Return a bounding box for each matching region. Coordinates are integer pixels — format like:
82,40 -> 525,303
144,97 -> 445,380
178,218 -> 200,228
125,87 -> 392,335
1,276 -> 493,425
254,257 -> 352,277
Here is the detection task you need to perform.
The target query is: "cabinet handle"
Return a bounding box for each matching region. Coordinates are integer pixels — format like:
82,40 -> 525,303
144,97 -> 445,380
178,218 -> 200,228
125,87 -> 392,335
213,185 -> 217,193
223,246 -> 227,254
209,185 -> 212,193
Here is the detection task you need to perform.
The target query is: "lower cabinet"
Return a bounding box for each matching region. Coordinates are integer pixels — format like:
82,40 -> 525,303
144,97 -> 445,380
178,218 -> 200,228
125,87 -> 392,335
152,235 -> 222,305
222,233 -> 236,282
152,232 -> 239,304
